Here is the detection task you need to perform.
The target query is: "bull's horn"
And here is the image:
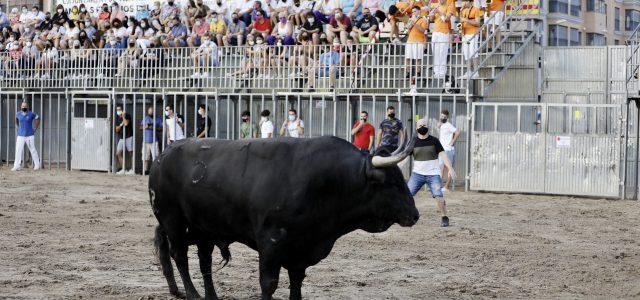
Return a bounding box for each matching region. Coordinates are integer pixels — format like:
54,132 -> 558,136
372,131 -> 415,167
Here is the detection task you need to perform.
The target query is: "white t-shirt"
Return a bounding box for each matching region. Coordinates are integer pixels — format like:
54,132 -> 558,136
165,116 -> 185,141
286,119 -> 304,138
439,121 -> 457,151
260,119 -> 274,138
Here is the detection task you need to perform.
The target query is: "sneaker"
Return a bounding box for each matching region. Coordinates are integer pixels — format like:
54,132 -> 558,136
33,165 -> 41,171
125,169 -> 135,175
190,72 -> 201,79
441,216 -> 450,227
116,169 -> 125,175
10,166 -> 21,171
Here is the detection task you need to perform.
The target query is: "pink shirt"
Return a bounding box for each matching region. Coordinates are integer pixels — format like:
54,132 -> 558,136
192,22 -> 209,36
361,0 -> 381,12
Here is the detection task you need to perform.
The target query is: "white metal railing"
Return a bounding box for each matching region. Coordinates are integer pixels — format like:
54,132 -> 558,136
0,42 -> 473,93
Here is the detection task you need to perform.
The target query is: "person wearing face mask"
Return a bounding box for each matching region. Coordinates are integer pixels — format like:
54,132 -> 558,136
21,40 -> 38,78
208,12 -> 227,47
280,109 -> 305,138
141,106 -> 163,173
240,110 -> 259,139
0,7 -> 10,29
313,0 -> 342,24
11,101 -> 41,171
191,34 -> 218,78
301,11 -> 322,45
351,111 -> 375,154
437,109 -> 460,192
24,6 -> 45,29
406,118 -> 455,227
326,8 -> 352,45
110,2 -> 126,23
114,104 -> 134,175
160,0 -> 181,26
259,109 -> 274,138
164,104 -> 185,144
69,6 -> 80,21
248,10 -> 272,39
196,104 -> 213,138
308,40 -> 341,90
266,0 -> 291,24
267,12 -> 293,45
351,7 -> 378,43
224,12 -> 246,47
376,106 -> 404,153
162,17 -> 188,47
428,0 -> 456,79
187,17 -> 209,47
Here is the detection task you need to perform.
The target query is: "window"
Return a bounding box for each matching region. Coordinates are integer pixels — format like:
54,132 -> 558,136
550,0 -> 569,14
549,25 -> 569,46
615,39 -> 620,45
570,0 -> 581,16
616,7 -> 621,31
587,0 -> 606,14
627,9 -> 640,31
570,28 -> 581,46
586,33 -> 606,45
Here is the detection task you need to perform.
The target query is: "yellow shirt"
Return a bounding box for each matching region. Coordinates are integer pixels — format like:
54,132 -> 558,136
460,6 -> 482,35
432,4 -> 456,34
209,19 -> 227,34
407,17 -> 428,42
488,0 -> 505,12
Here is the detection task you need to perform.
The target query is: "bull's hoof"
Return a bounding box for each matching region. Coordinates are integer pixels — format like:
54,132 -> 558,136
170,289 -> 186,299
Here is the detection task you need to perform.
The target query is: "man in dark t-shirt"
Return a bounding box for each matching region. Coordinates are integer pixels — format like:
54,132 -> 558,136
196,104 -> 213,138
376,106 -> 404,153
115,104 -> 134,175
407,118 -> 456,227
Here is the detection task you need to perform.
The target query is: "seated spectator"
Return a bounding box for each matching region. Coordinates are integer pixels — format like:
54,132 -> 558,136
350,8 -> 378,43
191,34 -> 218,78
8,8 -> 20,28
160,0 -> 181,26
117,39 -> 141,77
266,0 -> 291,24
111,2 -> 127,22
0,8 -> 9,30
136,5 -> 151,21
60,20 -> 80,50
36,42 -> 58,79
300,11 -> 322,45
291,0 -> 315,26
151,2 -> 162,19
361,0 -> 382,17
138,18 -> 157,51
21,39 -> 39,77
308,40 -> 341,90
270,37 -> 288,76
209,0 -> 228,22
314,0 -> 342,24
224,12 -> 246,46
242,0 -> 268,26
209,12 -> 227,47
326,8 -> 351,45
162,17 -> 188,47
268,12 -> 294,45
69,6 -> 80,21
194,0 -> 210,19
249,10 -> 272,39
97,3 -> 111,30
188,16 -> 209,47
24,6 -> 45,31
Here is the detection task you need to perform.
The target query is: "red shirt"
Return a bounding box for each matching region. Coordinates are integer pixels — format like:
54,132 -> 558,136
352,122 -> 374,150
253,18 -> 272,33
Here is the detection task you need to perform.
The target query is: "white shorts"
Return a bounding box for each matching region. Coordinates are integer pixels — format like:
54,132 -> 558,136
117,137 -> 133,152
489,10 -> 504,27
405,42 -> 425,60
462,34 -> 479,60
144,142 -> 158,161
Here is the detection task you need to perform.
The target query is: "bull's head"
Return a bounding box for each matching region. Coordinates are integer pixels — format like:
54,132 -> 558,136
361,133 -> 420,232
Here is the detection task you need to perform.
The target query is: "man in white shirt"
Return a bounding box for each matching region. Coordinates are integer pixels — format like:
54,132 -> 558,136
259,109 -> 274,138
280,109 -> 305,137
438,109 -> 461,192
164,104 -> 185,144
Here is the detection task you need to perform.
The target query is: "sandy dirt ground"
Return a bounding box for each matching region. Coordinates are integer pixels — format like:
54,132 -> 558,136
1,169 -> 640,299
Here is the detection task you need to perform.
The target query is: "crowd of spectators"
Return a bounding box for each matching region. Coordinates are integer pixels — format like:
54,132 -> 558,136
0,0 -> 505,80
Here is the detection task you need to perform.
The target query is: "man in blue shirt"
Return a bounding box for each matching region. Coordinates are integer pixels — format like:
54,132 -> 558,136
140,106 -> 163,173
12,101 -> 41,171
308,41 -> 341,90
162,17 -> 188,47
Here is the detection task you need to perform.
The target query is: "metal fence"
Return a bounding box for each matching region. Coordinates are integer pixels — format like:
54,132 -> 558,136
1,90 -> 469,187
0,42 -> 473,94
470,102 -> 623,198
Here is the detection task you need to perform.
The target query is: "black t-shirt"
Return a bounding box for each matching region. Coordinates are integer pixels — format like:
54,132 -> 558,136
303,19 -> 323,32
412,135 -> 444,161
197,115 -> 212,137
356,16 -> 378,31
118,113 -> 133,139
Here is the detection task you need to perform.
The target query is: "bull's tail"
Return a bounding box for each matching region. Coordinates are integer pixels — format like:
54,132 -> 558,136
154,225 -> 181,296
216,242 -> 232,271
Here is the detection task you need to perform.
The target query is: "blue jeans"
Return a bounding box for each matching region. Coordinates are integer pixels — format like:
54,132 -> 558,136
408,172 -> 444,198
440,149 -> 455,166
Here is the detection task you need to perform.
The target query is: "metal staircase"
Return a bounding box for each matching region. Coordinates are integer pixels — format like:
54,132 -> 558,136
461,1 -> 541,98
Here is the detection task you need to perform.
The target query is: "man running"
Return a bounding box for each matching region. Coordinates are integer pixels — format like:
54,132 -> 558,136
407,118 -> 456,227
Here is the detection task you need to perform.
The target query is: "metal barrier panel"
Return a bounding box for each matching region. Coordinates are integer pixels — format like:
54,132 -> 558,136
471,102 -> 622,198
70,93 -> 111,171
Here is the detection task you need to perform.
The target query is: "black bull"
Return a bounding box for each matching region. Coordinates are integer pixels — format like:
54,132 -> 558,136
149,136 -> 420,299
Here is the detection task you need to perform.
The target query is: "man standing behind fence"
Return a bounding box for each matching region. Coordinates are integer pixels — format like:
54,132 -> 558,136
438,109 -> 460,192
280,109 -> 305,137
12,101 -> 40,171
408,118 -> 456,227
164,104 -> 185,144
259,109 -> 274,138
141,106 -> 162,173
352,111 -> 374,154
240,110 -> 259,139
376,106 -> 404,153
115,105 -> 134,175
197,104 -> 212,138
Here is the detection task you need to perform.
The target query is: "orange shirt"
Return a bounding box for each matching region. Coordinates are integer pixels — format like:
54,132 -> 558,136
407,17 -> 428,42
488,0 -> 505,12
432,4 -> 456,33
460,6 -> 482,35
393,1 -> 426,20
